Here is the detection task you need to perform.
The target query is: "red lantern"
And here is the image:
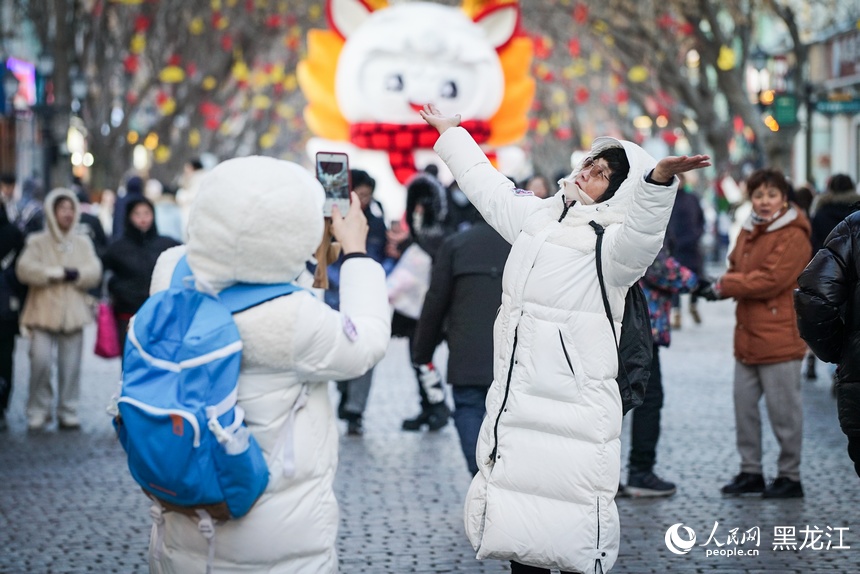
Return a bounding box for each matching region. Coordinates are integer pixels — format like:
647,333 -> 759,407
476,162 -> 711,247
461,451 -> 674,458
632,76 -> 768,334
134,15 -> 151,32
573,3 -> 588,24
123,54 -> 139,74
568,38 -> 580,57
575,86 -> 589,104
168,54 -> 181,66
221,34 -> 233,52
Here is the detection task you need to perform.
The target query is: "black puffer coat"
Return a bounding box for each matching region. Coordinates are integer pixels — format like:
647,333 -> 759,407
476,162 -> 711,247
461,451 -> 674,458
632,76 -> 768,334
102,198 -> 180,315
795,210 -> 860,478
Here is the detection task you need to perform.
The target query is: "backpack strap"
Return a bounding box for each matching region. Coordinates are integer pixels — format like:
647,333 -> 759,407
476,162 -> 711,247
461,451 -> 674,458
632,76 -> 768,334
171,255 -> 303,312
218,282 -> 304,314
588,221 -> 626,375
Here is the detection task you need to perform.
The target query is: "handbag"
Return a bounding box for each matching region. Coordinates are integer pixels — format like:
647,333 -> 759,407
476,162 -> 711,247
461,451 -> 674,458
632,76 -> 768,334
589,221 -> 653,415
94,299 -> 121,359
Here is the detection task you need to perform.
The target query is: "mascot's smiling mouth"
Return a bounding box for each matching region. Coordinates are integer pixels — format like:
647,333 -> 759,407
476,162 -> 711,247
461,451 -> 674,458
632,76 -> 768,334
409,102 -> 428,113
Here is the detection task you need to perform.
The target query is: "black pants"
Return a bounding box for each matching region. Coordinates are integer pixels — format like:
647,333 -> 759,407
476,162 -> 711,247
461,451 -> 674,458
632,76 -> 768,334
0,320 -> 17,412
510,561 -> 575,574
629,344 -> 663,472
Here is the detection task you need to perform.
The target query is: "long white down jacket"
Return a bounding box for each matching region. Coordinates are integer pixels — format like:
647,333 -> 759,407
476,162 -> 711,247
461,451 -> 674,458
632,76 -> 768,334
146,157 -> 390,573
435,128 -> 677,573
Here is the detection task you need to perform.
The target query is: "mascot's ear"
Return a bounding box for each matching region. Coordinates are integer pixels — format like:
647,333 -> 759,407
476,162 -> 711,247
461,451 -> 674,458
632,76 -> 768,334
472,3 -> 519,49
327,0 -> 382,39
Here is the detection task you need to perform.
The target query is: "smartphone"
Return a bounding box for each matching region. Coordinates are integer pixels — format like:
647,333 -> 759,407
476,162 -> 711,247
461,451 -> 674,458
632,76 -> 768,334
315,151 -> 351,217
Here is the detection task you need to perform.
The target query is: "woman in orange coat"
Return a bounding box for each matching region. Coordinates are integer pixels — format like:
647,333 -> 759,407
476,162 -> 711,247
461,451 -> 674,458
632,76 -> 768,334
711,168 -> 811,498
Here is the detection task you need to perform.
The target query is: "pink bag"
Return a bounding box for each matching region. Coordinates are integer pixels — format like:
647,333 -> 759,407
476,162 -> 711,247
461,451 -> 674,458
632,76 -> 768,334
94,301 -> 121,359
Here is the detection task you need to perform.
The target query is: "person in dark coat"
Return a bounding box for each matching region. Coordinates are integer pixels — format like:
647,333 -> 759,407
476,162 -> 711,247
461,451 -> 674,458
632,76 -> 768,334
666,175 -> 705,327
411,212 -> 511,475
102,197 -> 180,351
0,203 -> 24,431
795,209 -> 860,479
111,175 -> 145,242
810,174 -> 858,253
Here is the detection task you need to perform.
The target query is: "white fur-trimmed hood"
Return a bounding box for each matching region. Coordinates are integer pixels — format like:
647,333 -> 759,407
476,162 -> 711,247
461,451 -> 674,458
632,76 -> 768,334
186,156 -> 325,291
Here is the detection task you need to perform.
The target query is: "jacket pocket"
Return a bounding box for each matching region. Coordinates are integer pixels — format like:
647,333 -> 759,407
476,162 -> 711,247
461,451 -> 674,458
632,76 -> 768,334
559,329 -> 575,376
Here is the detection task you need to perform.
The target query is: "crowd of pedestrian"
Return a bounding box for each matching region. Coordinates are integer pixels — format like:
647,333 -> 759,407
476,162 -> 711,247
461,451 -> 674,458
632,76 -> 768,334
0,134 -> 857,573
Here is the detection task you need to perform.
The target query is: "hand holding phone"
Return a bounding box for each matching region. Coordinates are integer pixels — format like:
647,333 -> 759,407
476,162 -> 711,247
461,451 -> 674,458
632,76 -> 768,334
315,152 -> 351,217
330,192 -> 368,255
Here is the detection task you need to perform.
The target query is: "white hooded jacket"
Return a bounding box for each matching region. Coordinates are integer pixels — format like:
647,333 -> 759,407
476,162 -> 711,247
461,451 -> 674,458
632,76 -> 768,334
146,157 -> 391,573
435,128 -> 677,573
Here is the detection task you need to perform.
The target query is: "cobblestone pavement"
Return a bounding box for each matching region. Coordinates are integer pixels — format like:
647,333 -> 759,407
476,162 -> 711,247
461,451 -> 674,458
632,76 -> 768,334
1,297 -> 859,573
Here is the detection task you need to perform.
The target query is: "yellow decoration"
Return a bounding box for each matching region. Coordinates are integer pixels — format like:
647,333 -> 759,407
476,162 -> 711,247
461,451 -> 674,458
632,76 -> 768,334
189,129 -> 200,148
717,45 -> 735,71
259,132 -> 277,149
144,132 -> 159,150
155,145 -> 171,163
159,97 -> 176,115
589,53 -> 602,71
127,131 -> 139,145
216,15 -> 229,30
283,73 -> 298,92
308,4 -> 322,20
552,90 -> 567,105
567,60 -> 587,78
251,69 -> 270,89
536,119 -> 550,136
269,63 -> 285,84
227,0 -> 237,6
276,103 -> 295,119
159,66 -> 186,84
130,33 -> 146,55
189,17 -> 204,35
594,21 -> 608,33
252,94 -> 272,110
628,65 -> 649,83
202,76 -> 217,90
461,0 -> 515,19
219,122 -> 232,136
232,61 -> 250,82
603,36 -> 615,47
211,0 -> 221,9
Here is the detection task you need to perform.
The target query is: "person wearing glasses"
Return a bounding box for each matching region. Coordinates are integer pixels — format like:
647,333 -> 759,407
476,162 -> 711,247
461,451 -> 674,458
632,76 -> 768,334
419,104 -> 710,574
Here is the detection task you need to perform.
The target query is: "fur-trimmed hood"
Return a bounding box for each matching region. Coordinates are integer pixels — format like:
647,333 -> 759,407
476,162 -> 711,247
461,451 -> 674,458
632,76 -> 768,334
186,156 -> 325,291
814,190 -> 860,209
525,137 -> 660,253
44,187 -> 81,242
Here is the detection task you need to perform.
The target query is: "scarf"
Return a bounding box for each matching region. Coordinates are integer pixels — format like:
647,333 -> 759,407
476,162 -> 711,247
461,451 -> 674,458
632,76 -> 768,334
750,205 -> 787,226
350,120 -> 491,184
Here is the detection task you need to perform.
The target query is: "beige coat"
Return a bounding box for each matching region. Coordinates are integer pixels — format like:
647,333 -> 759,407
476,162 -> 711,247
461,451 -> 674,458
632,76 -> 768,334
16,188 -> 102,333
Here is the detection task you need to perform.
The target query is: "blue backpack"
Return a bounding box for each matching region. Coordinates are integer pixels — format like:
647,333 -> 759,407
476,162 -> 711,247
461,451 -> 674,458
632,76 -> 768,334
112,255 -> 303,521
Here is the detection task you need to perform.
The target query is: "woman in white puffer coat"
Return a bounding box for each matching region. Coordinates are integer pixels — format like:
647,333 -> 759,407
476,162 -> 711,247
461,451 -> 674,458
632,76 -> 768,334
147,156 -> 391,573
420,105 -> 710,574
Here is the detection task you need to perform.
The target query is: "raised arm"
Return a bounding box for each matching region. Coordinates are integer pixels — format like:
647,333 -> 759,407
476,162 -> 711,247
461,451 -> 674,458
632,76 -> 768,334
421,104 -> 541,244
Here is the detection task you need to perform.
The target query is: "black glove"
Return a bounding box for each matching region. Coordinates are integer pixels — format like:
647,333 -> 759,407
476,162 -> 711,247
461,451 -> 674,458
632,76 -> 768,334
693,278 -> 719,302
63,268 -> 80,282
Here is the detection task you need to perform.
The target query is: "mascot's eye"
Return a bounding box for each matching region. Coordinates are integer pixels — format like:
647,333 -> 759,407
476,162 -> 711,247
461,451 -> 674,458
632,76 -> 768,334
385,74 -> 404,92
440,81 -> 458,99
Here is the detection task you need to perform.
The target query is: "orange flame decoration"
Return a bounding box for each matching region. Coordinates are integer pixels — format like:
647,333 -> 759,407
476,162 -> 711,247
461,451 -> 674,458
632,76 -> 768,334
297,0 -> 534,147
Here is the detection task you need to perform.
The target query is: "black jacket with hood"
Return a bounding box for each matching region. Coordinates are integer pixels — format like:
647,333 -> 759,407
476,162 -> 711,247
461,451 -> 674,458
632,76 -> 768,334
101,197 -> 180,315
795,210 -> 860,478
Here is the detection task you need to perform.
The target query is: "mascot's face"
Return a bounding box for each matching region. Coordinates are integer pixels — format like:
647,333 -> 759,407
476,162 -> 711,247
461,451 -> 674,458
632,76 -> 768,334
335,3 -> 505,124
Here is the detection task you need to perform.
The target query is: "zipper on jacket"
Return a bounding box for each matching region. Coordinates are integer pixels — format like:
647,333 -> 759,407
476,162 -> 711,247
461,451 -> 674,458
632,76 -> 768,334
489,327 -> 519,463
595,496 -> 605,573
559,330 -> 575,376
558,199 -> 574,223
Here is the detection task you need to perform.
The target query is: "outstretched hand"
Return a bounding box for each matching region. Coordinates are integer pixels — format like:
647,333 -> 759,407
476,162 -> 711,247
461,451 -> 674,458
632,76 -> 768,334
652,155 -> 712,183
330,192 -> 368,255
418,103 -> 461,135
